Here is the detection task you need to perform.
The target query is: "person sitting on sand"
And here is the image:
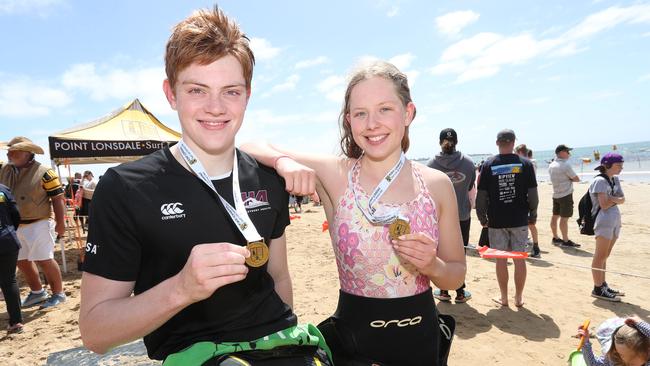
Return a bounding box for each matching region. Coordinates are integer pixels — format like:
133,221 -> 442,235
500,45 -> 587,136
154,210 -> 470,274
578,316 -> 650,365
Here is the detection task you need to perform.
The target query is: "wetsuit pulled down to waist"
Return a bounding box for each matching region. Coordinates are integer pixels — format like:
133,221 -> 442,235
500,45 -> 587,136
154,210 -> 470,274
319,289 -> 452,366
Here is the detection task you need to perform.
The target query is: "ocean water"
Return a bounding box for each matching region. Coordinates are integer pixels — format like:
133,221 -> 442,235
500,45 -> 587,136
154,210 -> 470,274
422,140 -> 650,183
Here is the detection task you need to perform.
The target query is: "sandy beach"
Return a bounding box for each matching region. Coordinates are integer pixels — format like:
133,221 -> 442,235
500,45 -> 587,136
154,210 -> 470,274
1,181 -> 649,365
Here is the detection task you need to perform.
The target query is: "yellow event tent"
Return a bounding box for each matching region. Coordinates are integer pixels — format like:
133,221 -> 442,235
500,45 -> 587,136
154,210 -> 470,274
48,98 -> 180,165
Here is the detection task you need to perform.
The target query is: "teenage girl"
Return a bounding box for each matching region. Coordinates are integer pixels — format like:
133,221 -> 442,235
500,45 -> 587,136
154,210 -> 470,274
242,60 -> 466,366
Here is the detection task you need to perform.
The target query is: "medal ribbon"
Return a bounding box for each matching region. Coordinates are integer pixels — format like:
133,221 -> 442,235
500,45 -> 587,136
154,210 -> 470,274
178,140 -> 263,243
349,152 -> 408,225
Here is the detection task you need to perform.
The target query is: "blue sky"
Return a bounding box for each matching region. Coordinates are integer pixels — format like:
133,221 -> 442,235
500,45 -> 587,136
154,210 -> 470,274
1,0 -> 649,175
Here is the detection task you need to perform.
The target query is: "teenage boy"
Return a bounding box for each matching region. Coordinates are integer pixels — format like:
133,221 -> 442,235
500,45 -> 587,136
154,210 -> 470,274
79,6 -> 330,365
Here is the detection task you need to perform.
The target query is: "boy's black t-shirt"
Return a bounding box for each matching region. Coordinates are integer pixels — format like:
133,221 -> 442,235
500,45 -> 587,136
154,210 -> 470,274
477,153 -> 537,228
83,148 -> 295,360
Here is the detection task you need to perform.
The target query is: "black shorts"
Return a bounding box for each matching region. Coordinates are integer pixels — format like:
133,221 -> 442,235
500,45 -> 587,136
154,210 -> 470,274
552,194 -> 574,218
318,289 -> 453,366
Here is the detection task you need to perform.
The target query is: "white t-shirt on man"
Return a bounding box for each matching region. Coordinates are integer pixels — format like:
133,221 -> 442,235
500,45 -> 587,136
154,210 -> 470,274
548,158 -> 577,198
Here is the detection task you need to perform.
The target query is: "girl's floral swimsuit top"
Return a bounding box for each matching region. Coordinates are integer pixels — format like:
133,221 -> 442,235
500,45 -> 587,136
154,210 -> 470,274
332,159 -> 439,298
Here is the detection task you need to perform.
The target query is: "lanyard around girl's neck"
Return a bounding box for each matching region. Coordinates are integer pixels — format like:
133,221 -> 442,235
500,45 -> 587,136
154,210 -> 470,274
349,152 -> 408,225
177,140 -> 263,243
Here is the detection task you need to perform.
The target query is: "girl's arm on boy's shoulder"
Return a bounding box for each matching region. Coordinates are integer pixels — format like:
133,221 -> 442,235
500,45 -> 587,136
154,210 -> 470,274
239,142 -> 342,195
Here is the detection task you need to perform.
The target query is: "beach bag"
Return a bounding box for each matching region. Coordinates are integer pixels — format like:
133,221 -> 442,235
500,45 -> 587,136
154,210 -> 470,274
576,174 -> 613,236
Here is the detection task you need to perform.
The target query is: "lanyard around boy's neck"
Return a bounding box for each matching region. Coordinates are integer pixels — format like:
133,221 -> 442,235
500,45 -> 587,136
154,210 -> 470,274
349,152 -> 408,225
178,140 -> 263,243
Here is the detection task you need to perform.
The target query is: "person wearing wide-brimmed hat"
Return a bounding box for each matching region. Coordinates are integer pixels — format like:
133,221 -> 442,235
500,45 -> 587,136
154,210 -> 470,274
0,136 -> 67,309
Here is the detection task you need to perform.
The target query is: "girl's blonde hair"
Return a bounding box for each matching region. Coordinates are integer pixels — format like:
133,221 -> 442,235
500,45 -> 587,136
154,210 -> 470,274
608,323 -> 650,365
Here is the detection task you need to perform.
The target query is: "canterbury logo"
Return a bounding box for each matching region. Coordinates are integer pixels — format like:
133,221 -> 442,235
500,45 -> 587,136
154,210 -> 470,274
161,203 -> 184,215
370,316 -> 422,328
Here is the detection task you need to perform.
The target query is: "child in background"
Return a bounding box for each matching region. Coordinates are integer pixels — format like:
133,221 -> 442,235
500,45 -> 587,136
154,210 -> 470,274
578,317 -> 650,365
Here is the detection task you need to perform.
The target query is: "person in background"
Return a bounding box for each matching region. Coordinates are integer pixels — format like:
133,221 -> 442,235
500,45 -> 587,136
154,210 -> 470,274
589,152 -> 625,302
515,144 -> 540,258
428,128 -> 474,303
477,129 -> 538,307
548,144 -> 581,249
0,183 -> 23,333
578,316 -> 650,365
79,170 -> 96,232
0,137 -> 67,309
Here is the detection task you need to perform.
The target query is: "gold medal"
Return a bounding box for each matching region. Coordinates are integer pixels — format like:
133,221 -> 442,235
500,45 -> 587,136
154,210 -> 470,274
245,240 -> 269,267
389,218 -> 410,240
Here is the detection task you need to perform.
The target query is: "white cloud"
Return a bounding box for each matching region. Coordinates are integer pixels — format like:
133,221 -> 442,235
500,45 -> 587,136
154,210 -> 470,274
249,37 -> 281,61
431,4 -> 650,83
638,73 -> 650,82
386,6 -> 399,17
405,70 -> 420,86
561,4 -> 650,41
295,56 -> 329,69
0,78 -> 72,118
643,31 -> 650,37
587,90 -> 622,100
549,43 -> 589,57
389,53 -> 415,70
388,53 -> 420,86
0,0 -> 64,15
430,60 -> 467,75
317,75 -> 346,103
61,63 -> 173,117
239,109 -> 340,154
519,97 -> 550,105
262,74 -> 300,97
440,33 -> 503,62
435,10 -> 480,37
434,33 -> 552,83
372,1 -> 403,19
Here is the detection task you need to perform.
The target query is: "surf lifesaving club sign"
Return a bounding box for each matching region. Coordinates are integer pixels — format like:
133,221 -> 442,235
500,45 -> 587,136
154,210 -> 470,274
49,138 -> 174,158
